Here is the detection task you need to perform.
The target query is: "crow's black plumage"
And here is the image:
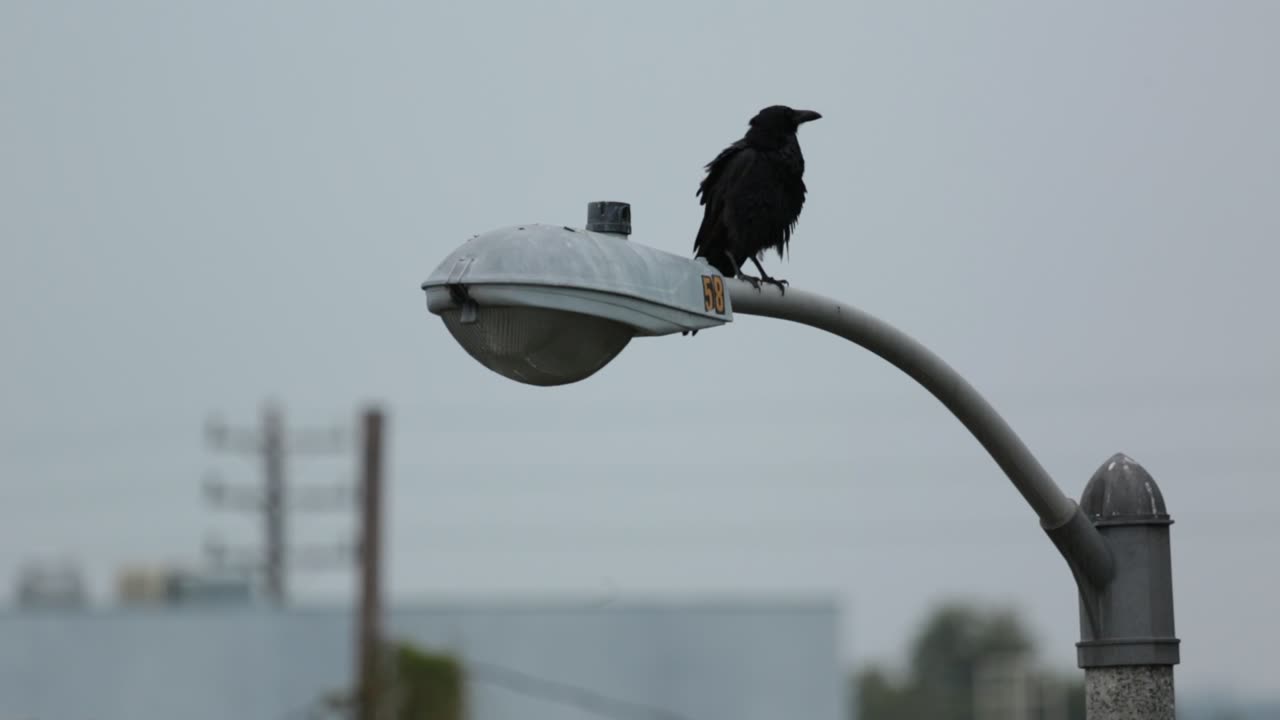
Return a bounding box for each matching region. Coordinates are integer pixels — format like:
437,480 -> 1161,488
693,105 -> 821,293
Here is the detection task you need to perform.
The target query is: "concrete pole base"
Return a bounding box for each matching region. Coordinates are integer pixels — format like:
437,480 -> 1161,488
1086,665 -> 1174,720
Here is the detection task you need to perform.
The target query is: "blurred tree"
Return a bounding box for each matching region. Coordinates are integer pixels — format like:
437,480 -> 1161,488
387,642 -> 466,720
853,666 -> 920,720
310,639 -> 465,720
852,601 -> 1084,720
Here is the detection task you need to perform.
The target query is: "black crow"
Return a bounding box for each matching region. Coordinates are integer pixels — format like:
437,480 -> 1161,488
692,105 -> 821,293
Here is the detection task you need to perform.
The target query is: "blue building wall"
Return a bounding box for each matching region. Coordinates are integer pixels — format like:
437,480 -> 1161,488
0,599 -> 845,720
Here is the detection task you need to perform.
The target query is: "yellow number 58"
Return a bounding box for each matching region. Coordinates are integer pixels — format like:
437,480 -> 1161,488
701,275 -> 725,315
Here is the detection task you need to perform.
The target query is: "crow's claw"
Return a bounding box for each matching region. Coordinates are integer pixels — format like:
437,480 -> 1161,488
760,276 -> 789,295
735,272 -> 763,291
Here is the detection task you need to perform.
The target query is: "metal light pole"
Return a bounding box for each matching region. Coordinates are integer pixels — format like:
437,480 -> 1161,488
727,280 -> 1179,719
420,200 -> 1180,719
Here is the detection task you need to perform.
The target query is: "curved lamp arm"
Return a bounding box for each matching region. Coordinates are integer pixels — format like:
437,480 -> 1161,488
728,279 -> 1115,592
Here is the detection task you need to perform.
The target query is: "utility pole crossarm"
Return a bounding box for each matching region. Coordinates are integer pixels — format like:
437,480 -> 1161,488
204,421 -> 263,454
290,543 -> 355,570
289,483 -> 356,511
203,474 -> 264,510
287,428 -> 350,454
727,280 -> 1115,591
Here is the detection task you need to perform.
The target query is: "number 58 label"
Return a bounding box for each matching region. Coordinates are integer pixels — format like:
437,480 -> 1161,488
701,275 -> 726,315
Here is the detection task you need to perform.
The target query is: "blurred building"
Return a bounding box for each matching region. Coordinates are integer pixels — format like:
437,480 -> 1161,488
0,597 -> 843,720
115,565 -> 254,607
12,560 -> 87,610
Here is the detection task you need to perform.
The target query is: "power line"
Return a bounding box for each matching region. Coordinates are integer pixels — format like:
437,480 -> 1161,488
286,656 -> 695,720
466,659 -> 694,720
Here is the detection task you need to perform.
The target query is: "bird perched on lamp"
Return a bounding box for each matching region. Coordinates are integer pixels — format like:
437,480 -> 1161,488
692,104 -> 822,294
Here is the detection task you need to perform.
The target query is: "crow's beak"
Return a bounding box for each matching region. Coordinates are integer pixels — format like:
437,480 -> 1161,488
794,110 -> 822,124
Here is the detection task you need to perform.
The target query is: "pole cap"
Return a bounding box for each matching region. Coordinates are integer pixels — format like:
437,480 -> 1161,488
1081,453 -> 1171,527
586,201 -> 631,235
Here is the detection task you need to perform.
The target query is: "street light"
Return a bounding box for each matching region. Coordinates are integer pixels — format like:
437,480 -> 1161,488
420,201 -> 1179,720
421,201 -> 731,386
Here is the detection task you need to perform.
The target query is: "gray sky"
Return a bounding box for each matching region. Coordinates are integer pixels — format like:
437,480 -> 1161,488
3,0 -> 1278,700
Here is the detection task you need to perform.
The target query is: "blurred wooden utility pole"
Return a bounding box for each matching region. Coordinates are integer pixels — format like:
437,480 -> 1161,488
355,406 -> 385,720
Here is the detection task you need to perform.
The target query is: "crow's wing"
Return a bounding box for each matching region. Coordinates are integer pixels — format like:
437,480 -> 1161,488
693,141 -> 754,275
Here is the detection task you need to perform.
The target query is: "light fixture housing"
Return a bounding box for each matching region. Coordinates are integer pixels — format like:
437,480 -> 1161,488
421,202 -> 733,386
